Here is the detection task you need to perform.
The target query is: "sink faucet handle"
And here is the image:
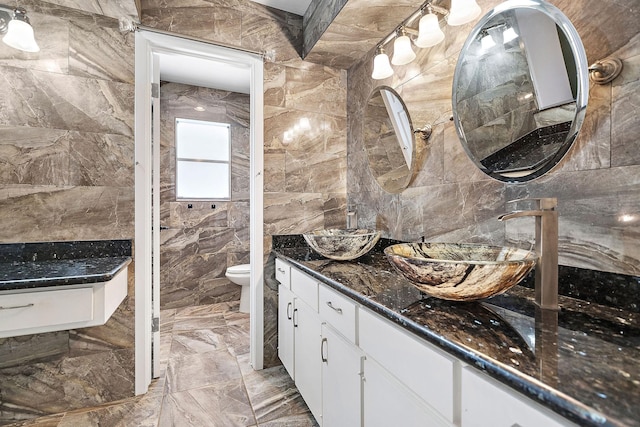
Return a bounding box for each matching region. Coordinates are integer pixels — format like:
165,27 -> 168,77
506,197 -> 557,210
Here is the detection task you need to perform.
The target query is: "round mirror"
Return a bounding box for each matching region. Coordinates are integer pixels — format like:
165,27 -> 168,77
364,86 -> 416,193
452,0 -> 589,182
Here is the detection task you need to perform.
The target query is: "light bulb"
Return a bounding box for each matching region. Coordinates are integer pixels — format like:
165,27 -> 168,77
391,32 -> 416,66
447,0 -> 481,26
503,27 -> 518,43
371,50 -> 394,80
481,33 -> 496,51
2,19 -> 39,52
299,117 -> 311,130
415,12 -> 445,48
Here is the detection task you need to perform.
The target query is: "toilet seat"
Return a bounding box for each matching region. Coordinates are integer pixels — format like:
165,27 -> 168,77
227,264 -> 250,274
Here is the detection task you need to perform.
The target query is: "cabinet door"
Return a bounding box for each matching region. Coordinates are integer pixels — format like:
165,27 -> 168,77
322,324 -> 362,427
278,284 -> 295,379
294,298 -> 323,424
461,367 -> 573,427
363,358 -> 451,427
360,308 -> 455,423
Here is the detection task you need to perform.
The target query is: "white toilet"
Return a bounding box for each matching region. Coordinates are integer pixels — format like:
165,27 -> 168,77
225,264 -> 250,313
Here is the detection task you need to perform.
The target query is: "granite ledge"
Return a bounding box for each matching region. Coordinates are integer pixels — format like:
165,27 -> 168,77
0,240 -> 132,292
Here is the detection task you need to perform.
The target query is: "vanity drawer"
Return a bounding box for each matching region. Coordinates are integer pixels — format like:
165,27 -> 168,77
275,258 -> 291,289
0,287 -> 94,335
319,284 -> 357,343
291,267 -> 318,311
359,307 -> 456,424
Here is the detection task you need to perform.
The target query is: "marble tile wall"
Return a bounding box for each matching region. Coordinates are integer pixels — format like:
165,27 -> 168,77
0,1 -> 137,424
158,82 -> 250,309
347,0 -> 640,277
140,0 -> 348,367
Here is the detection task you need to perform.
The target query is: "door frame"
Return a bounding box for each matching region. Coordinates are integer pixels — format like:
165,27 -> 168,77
134,30 -> 264,394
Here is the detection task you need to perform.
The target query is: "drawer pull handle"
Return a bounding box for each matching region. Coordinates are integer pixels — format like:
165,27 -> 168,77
277,268 -> 285,274
286,302 -> 292,320
0,303 -> 34,310
326,301 -> 343,314
321,337 -> 328,363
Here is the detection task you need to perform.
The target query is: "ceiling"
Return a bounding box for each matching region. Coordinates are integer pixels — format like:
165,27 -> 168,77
249,0 -> 313,15
158,52 -> 251,94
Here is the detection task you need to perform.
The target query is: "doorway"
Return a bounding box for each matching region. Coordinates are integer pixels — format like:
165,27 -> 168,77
134,29 -> 264,395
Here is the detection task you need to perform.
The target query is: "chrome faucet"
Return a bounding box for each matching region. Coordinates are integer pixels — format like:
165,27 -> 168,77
498,198 -> 559,310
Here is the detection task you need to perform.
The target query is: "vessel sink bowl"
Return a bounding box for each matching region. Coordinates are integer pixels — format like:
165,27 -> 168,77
303,229 -> 381,261
384,243 -> 537,301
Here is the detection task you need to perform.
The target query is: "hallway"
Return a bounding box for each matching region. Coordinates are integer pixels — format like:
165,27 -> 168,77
14,301 -> 317,426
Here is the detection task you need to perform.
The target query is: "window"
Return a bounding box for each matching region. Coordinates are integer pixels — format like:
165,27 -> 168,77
175,118 -> 231,200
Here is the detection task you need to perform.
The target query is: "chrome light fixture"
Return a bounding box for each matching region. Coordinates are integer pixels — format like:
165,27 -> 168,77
0,5 -> 39,52
371,0 -> 481,80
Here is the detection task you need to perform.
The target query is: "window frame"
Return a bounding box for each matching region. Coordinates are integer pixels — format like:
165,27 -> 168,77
174,117 -> 232,201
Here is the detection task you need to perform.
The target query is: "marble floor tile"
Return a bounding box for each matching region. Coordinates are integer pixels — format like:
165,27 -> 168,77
8,302 -> 312,427
172,313 -> 227,331
170,328 -> 229,358
160,308 -> 177,333
159,379 -> 256,427
259,412 -> 319,427
242,364 -> 312,425
165,348 -> 243,394
224,322 -> 251,357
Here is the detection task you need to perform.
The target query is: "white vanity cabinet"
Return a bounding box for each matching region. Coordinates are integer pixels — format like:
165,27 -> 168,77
0,267 -> 128,338
319,287 -> 362,427
276,260 -> 323,423
277,283 -> 295,378
293,297 -> 323,423
276,260 -> 362,427
461,367 -> 574,427
360,307 -> 457,427
363,356 -> 447,427
276,260 -> 576,427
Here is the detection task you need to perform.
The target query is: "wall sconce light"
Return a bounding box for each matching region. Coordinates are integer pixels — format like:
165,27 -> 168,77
480,30 -> 496,51
372,46 -> 394,80
0,5 -> 39,52
371,0 -> 481,80
415,6 -> 445,48
502,26 -> 518,43
447,0 -> 482,26
391,27 -> 416,65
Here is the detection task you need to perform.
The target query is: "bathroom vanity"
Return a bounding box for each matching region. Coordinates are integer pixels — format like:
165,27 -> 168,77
0,240 -> 131,338
273,236 -> 638,427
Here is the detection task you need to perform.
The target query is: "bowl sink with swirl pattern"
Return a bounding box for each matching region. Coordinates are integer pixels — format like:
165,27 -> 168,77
384,243 -> 537,301
303,229 -> 381,261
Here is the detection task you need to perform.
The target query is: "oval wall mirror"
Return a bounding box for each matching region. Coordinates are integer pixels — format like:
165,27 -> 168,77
364,86 -> 416,193
452,0 -> 589,182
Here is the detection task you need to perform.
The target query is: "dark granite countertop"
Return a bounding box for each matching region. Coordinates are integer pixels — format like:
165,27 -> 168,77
272,236 -> 640,427
0,240 -> 132,291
